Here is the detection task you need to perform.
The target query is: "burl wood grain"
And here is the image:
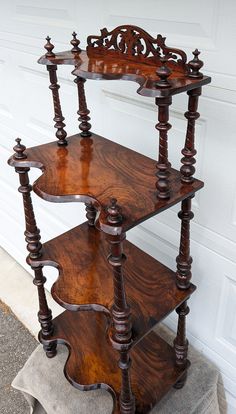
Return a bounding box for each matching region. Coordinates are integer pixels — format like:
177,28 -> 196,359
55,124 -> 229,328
30,222 -> 195,345
38,49 -> 210,98
39,310 -> 189,414
9,134 -> 204,235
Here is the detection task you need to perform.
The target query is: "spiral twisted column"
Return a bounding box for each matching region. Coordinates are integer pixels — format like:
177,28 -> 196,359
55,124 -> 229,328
74,76 -> 91,137
176,196 -> 194,289
106,199 -> 135,414
14,140 -> 56,357
181,87 -> 201,183
155,96 -> 172,199
47,65 -> 67,145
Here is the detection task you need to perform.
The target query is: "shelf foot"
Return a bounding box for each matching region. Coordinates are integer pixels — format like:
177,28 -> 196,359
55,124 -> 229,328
173,371 -> 188,389
174,301 -> 189,374
43,341 -> 57,359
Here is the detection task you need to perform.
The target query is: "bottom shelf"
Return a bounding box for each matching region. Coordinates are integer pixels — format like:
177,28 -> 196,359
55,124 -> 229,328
40,311 -> 189,414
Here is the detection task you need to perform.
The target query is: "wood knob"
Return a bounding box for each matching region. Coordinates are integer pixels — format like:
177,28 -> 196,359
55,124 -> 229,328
188,49 -> 203,78
107,198 -> 123,224
13,138 -> 27,159
44,36 -> 55,57
70,31 -> 81,53
156,57 -> 172,88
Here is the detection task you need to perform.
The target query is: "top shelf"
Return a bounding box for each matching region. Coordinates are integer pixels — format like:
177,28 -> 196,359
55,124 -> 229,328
38,25 -> 211,98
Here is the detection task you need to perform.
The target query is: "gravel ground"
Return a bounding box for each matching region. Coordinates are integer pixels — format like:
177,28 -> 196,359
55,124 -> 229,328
0,300 -> 37,414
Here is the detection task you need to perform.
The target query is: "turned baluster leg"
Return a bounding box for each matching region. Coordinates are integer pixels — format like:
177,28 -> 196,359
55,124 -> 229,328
181,87 -> 201,183
106,199 -> 135,414
46,64 -> 67,145
13,139 -> 56,357
176,196 -> 194,289
155,96 -> 172,199
85,202 -> 96,226
74,76 -> 92,137
173,300 -> 190,389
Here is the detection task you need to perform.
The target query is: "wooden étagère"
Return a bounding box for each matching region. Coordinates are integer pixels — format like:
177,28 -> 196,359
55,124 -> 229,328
8,25 -> 211,413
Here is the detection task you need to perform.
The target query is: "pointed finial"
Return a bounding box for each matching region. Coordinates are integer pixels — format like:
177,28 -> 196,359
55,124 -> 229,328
107,198 -> 123,224
13,138 -> 27,160
44,36 -> 55,57
156,57 -> 172,88
70,31 -> 81,53
188,49 -> 203,78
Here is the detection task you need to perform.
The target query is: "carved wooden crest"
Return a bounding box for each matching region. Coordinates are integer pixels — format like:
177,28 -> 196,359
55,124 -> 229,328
87,25 -> 188,73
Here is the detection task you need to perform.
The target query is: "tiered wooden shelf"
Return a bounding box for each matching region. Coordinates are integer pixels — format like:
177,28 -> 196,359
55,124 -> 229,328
9,133 -> 204,233
8,25 -> 211,414
29,221 -> 196,344
40,311 -> 189,414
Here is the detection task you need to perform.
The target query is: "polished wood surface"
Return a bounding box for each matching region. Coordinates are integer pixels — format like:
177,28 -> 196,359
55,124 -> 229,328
29,222 -> 195,344
38,49 -> 210,98
39,310 -> 189,414
9,134 -> 204,235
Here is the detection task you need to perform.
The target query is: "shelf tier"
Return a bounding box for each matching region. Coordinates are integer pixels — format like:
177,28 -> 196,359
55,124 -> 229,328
9,133 -> 204,235
40,310 -> 189,414
30,221 -> 195,345
38,50 -> 211,98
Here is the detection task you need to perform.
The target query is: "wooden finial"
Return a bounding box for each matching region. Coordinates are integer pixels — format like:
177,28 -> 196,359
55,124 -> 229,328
44,36 -> 55,57
188,49 -> 203,78
107,198 -> 123,224
156,57 -> 172,88
70,31 -> 81,53
13,138 -> 27,159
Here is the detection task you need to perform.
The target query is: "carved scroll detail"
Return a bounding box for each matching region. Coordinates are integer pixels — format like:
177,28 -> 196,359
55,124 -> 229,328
87,25 -> 188,72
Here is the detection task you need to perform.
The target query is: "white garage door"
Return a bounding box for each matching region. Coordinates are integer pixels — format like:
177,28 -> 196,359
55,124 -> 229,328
0,1 -> 236,411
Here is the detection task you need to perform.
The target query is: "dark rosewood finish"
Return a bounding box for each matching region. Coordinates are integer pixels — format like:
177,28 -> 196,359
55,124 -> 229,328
74,76 -> 91,137
106,199 -> 135,413
46,62 -> 67,145
70,31 -> 81,53
38,26 -> 211,98
188,49 -> 203,79
28,221 -> 196,344
8,26 -> 211,413
13,140 -> 55,357
8,134 -> 204,235
176,197 -> 194,289
181,87 -> 201,184
155,96 -> 172,199
39,310 -> 189,414
173,300 -> 190,389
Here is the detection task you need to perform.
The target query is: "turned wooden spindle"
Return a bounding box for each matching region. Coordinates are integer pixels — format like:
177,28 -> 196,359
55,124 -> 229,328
181,87 -> 201,183
155,96 -> 172,199
46,64 -> 67,145
173,300 -> 190,389
70,31 -> 81,53
106,199 -> 135,414
85,201 -> 96,226
14,140 -> 56,357
176,196 -> 194,289
32,265 -> 57,358
188,49 -> 203,79
74,76 -> 92,137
